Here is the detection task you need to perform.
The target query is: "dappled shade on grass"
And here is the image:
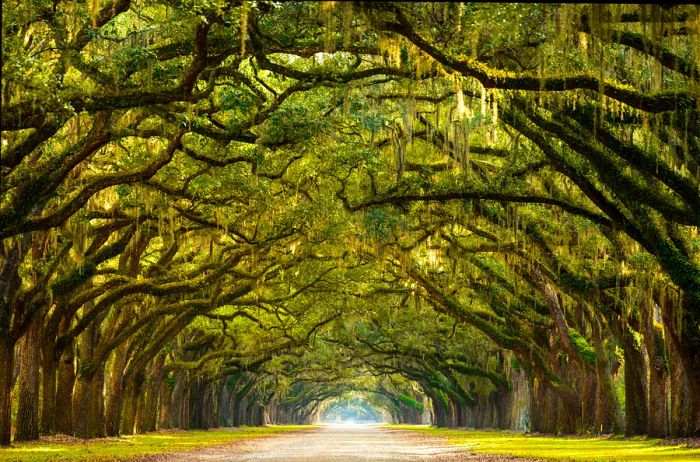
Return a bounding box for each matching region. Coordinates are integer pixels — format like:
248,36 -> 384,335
391,426 -> 700,461
0,426 -> 308,462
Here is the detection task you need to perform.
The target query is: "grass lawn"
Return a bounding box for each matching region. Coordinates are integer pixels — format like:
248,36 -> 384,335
0,425 -> 308,462
388,425 -> 700,461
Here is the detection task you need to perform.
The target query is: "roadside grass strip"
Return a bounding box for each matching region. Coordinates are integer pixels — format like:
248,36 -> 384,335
388,425 -> 700,461
0,425 -> 309,462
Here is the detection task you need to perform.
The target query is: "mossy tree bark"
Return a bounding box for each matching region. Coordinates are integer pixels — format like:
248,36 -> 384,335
14,316 -> 42,441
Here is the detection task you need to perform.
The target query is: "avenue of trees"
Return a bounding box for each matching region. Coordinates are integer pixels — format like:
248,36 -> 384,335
1,1 -> 699,445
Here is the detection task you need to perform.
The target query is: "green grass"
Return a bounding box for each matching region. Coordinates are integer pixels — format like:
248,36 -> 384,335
0,425 -> 309,462
388,425 -> 700,461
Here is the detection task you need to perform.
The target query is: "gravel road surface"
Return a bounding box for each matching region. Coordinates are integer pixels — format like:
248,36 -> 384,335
143,424 -> 535,461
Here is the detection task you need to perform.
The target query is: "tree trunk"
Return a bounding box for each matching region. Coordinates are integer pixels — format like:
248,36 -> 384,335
169,372 -> 186,429
0,339 -> 15,446
529,377 -> 542,432
89,365 -> 106,438
621,330 -> 648,435
218,380 -> 230,427
189,378 -> 205,429
138,355 -> 165,433
40,339 -> 57,435
644,302 -> 669,437
121,374 -> 144,435
668,332 -> 690,437
15,316 -> 42,441
581,370 -> 597,430
593,360 -> 623,434
542,385 -> 557,434
72,374 -> 92,438
662,292 -> 697,436
676,293 -> 700,437
159,381 -> 172,429
134,382 -> 147,434
592,320 -> 624,434
495,389 -> 513,429
179,384 -> 191,429
674,336 -> 700,436
54,340 -> 75,435
73,324 -> 98,439
105,344 -> 129,436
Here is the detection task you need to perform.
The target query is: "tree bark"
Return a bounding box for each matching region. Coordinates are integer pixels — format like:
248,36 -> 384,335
54,338 -> 75,435
40,338 -> 57,435
621,330 -> 648,435
592,319 -> 624,434
120,373 -> 144,435
168,372 -> 186,429
72,373 -> 92,438
158,381 -> 172,429
662,294 -> 700,436
137,355 -> 164,433
644,302 -> 669,437
0,339 -> 15,445
15,316 -> 42,441
89,365 -> 106,437
218,380 -> 230,427
105,346 -> 128,436
73,323 -> 99,439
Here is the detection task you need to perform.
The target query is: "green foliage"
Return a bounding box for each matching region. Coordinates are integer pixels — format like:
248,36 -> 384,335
397,394 -> 424,413
220,88 -> 256,112
363,208 -> 404,241
510,356 -> 521,373
568,329 -> 597,365
2,0 -> 698,442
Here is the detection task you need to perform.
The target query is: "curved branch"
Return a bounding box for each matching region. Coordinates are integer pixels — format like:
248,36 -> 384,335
339,187 -> 612,227
377,6 -> 696,113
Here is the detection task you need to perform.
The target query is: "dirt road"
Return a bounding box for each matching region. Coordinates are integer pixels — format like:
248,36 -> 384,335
145,424 -> 534,461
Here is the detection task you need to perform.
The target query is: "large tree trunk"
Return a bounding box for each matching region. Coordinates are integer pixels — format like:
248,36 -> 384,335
15,316 -> 42,441
72,325 -> 97,439
228,380 -> 240,427
541,385 -> 557,434
621,330 -> 648,435
189,378 -> 204,429
662,292 -> 698,436
0,339 -> 15,446
40,339 -> 57,435
218,380 -> 230,427
581,370 -> 597,430
644,302 -> 669,437
105,345 -> 129,436
168,372 -> 187,429
179,384 -> 191,429
120,373 -> 144,435
54,339 -> 75,435
53,315 -> 74,435
675,335 -> 700,436
137,355 -> 165,433
677,294 -> 700,437
203,382 -> 217,429
159,381 -> 172,429
72,374 -> 92,438
667,335 -> 690,437
593,359 -> 623,434
529,377 -> 542,432
89,365 -> 106,438
495,389 -> 513,429
592,320 -> 624,434
428,389 -> 449,428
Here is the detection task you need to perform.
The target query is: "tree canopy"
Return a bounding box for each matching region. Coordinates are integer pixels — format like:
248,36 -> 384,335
1,1 -> 699,444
